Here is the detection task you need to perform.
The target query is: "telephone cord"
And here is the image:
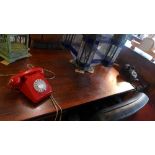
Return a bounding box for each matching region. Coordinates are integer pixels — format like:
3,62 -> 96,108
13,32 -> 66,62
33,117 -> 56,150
50,95 -> 59,121
27,64 -> 56,80
0,63 -> 62,121
27,64 -> 62,120
50,95 -> 62,121
0,64 -> 56,80
0,73 -> 15,76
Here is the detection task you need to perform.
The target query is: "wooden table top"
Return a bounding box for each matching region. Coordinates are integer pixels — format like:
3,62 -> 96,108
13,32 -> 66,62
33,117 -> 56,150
0,49 -> 134,120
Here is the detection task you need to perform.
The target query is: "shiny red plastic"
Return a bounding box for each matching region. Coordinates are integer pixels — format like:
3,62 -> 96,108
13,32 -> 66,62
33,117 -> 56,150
8,67 -> 52,103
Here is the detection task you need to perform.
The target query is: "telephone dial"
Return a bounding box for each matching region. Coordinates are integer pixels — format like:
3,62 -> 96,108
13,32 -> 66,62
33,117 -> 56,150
8,67 -> 52,103
121,64 -> 138,82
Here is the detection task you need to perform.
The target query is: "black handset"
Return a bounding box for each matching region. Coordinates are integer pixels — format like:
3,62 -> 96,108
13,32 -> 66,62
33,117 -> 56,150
121,64 -> 148,92
121,64 -> 138,82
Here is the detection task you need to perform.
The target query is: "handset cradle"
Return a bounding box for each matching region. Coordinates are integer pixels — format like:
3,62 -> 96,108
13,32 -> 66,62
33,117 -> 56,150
9,67 -> 52,103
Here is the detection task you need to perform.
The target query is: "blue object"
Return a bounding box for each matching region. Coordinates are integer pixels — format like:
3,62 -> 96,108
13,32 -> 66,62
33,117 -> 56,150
63,34 -> 127,71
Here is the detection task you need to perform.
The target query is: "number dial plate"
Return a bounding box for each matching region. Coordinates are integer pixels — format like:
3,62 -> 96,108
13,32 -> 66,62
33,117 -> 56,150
33,79 -> 47,93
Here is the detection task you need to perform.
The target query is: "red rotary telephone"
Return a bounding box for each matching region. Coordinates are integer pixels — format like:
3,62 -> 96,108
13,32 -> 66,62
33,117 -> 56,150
8,67 -> 52,103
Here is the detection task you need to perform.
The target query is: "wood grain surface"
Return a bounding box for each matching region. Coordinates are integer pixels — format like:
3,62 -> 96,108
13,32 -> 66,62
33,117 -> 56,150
0,48 -> 134,120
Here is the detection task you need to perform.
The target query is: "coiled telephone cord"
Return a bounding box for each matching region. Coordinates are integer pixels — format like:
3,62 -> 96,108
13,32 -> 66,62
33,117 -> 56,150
0,64 -> 62,121
27,64 -> 56,80
0,64 -> 56,79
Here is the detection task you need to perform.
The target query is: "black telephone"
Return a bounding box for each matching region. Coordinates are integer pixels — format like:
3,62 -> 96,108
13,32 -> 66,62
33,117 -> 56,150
121,64 -> 139,82
121,64 -> 147,91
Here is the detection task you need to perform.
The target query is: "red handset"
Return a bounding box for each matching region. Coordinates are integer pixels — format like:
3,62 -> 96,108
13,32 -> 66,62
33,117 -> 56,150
8,67 -> 52,103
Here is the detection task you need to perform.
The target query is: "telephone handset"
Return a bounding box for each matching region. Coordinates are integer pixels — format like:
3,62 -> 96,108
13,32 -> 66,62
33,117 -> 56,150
121,64 -> 138,82
8,67 -> 52,103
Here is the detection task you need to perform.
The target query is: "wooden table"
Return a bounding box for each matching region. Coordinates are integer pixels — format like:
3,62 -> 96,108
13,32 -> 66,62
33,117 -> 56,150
0,49 -> 134,120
